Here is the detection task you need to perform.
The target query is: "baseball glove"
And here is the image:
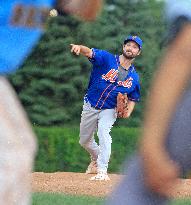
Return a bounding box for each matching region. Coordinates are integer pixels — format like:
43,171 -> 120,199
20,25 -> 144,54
116,92 -> 129,118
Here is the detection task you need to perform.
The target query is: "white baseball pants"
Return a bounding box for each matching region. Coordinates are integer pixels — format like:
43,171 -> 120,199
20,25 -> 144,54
79,101 -> 117,173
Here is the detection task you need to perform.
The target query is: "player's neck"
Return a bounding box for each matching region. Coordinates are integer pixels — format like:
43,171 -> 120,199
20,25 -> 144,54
119,55 -> 133,70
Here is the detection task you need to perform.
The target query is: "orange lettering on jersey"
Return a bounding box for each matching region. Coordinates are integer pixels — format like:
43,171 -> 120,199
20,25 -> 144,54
118,77 -> 133,88
102,69 -> 118,83
10,4 -> 49,29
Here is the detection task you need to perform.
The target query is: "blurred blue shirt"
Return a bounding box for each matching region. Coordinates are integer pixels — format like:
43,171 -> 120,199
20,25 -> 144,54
0,0 -> 55,74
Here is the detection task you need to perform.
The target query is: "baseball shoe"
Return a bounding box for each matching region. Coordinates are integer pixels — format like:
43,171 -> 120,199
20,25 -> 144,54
90,171 -> 110,181
86,161 -> 98,174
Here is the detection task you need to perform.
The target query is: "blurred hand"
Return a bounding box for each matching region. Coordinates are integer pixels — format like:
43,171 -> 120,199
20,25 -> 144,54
57,0 -> 102,21
70,44 -> 81,55
141,146 -> 180,196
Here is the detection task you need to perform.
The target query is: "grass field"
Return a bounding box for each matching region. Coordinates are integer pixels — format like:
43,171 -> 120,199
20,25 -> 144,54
32,193 -> 105,205
32,193 -> 191,205
170,199 -> 191,205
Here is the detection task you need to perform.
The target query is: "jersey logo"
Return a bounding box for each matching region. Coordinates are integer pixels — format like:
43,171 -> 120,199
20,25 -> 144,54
118,77 -> 133,88
132,36 -> 137,39
102,69 -> 118,83
10,4 -> 49,29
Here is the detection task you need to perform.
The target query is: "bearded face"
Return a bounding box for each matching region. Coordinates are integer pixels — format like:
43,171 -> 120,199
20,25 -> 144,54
122,41 -> 141,59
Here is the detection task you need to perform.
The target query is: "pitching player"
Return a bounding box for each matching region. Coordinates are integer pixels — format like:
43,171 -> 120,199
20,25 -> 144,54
71,35 -> 143,181
106,0 -> 191,204
1,0 -> 102,204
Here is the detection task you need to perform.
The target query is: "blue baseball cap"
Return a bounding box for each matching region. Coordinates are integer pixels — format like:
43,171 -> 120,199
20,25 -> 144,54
124,35 -> 143,49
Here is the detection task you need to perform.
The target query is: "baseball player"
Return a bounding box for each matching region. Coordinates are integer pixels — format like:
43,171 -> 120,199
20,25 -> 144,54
106,0 -> 191,204
70,35 -> 143,181
1,0 -> 102,204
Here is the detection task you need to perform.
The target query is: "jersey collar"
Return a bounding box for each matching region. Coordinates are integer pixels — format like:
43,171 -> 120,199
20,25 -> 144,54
115,55 -> 135,73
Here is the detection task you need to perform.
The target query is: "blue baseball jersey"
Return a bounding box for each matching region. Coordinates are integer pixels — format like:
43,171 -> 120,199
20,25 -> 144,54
85,48 -> 141,109
0,0 -> 55,75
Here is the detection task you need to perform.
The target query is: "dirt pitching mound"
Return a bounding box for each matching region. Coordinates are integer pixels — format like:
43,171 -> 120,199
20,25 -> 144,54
32,172 -> 191,198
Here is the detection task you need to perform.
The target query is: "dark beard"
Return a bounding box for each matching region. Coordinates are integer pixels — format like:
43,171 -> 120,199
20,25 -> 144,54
122,50 -> 135,60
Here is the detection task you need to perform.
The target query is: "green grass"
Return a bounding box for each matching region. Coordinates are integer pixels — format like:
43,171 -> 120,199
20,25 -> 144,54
170,199 -> 191,205
32,193 -> 191,205
32,192 -> 105,205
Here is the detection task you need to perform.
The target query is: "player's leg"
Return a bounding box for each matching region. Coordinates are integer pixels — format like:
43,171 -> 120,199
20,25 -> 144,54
79,101 -> 100,173
0,76 -> 37,205
90,108 -> 116,180
97,108 -> 116,172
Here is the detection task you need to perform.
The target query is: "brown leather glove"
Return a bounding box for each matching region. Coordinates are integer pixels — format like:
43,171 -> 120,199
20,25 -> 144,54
116,92 -> 129,118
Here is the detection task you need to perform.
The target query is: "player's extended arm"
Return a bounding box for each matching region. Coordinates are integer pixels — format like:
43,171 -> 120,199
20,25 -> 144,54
140,24 -> 191,195
70,44 -> 93,58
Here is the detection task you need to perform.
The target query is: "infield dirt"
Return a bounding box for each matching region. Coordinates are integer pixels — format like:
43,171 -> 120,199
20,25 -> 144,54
32,172 -> 191,198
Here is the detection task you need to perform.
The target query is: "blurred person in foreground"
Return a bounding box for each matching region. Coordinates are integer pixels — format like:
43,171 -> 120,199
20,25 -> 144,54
106,0 -> 191,204
0,0 -> 102,204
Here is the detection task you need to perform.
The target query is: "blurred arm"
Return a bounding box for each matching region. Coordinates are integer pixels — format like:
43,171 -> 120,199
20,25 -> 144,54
140,24 -> 191,195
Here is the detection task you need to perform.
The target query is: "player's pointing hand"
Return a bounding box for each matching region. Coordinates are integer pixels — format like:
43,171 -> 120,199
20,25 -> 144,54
70,44 -> 81,55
